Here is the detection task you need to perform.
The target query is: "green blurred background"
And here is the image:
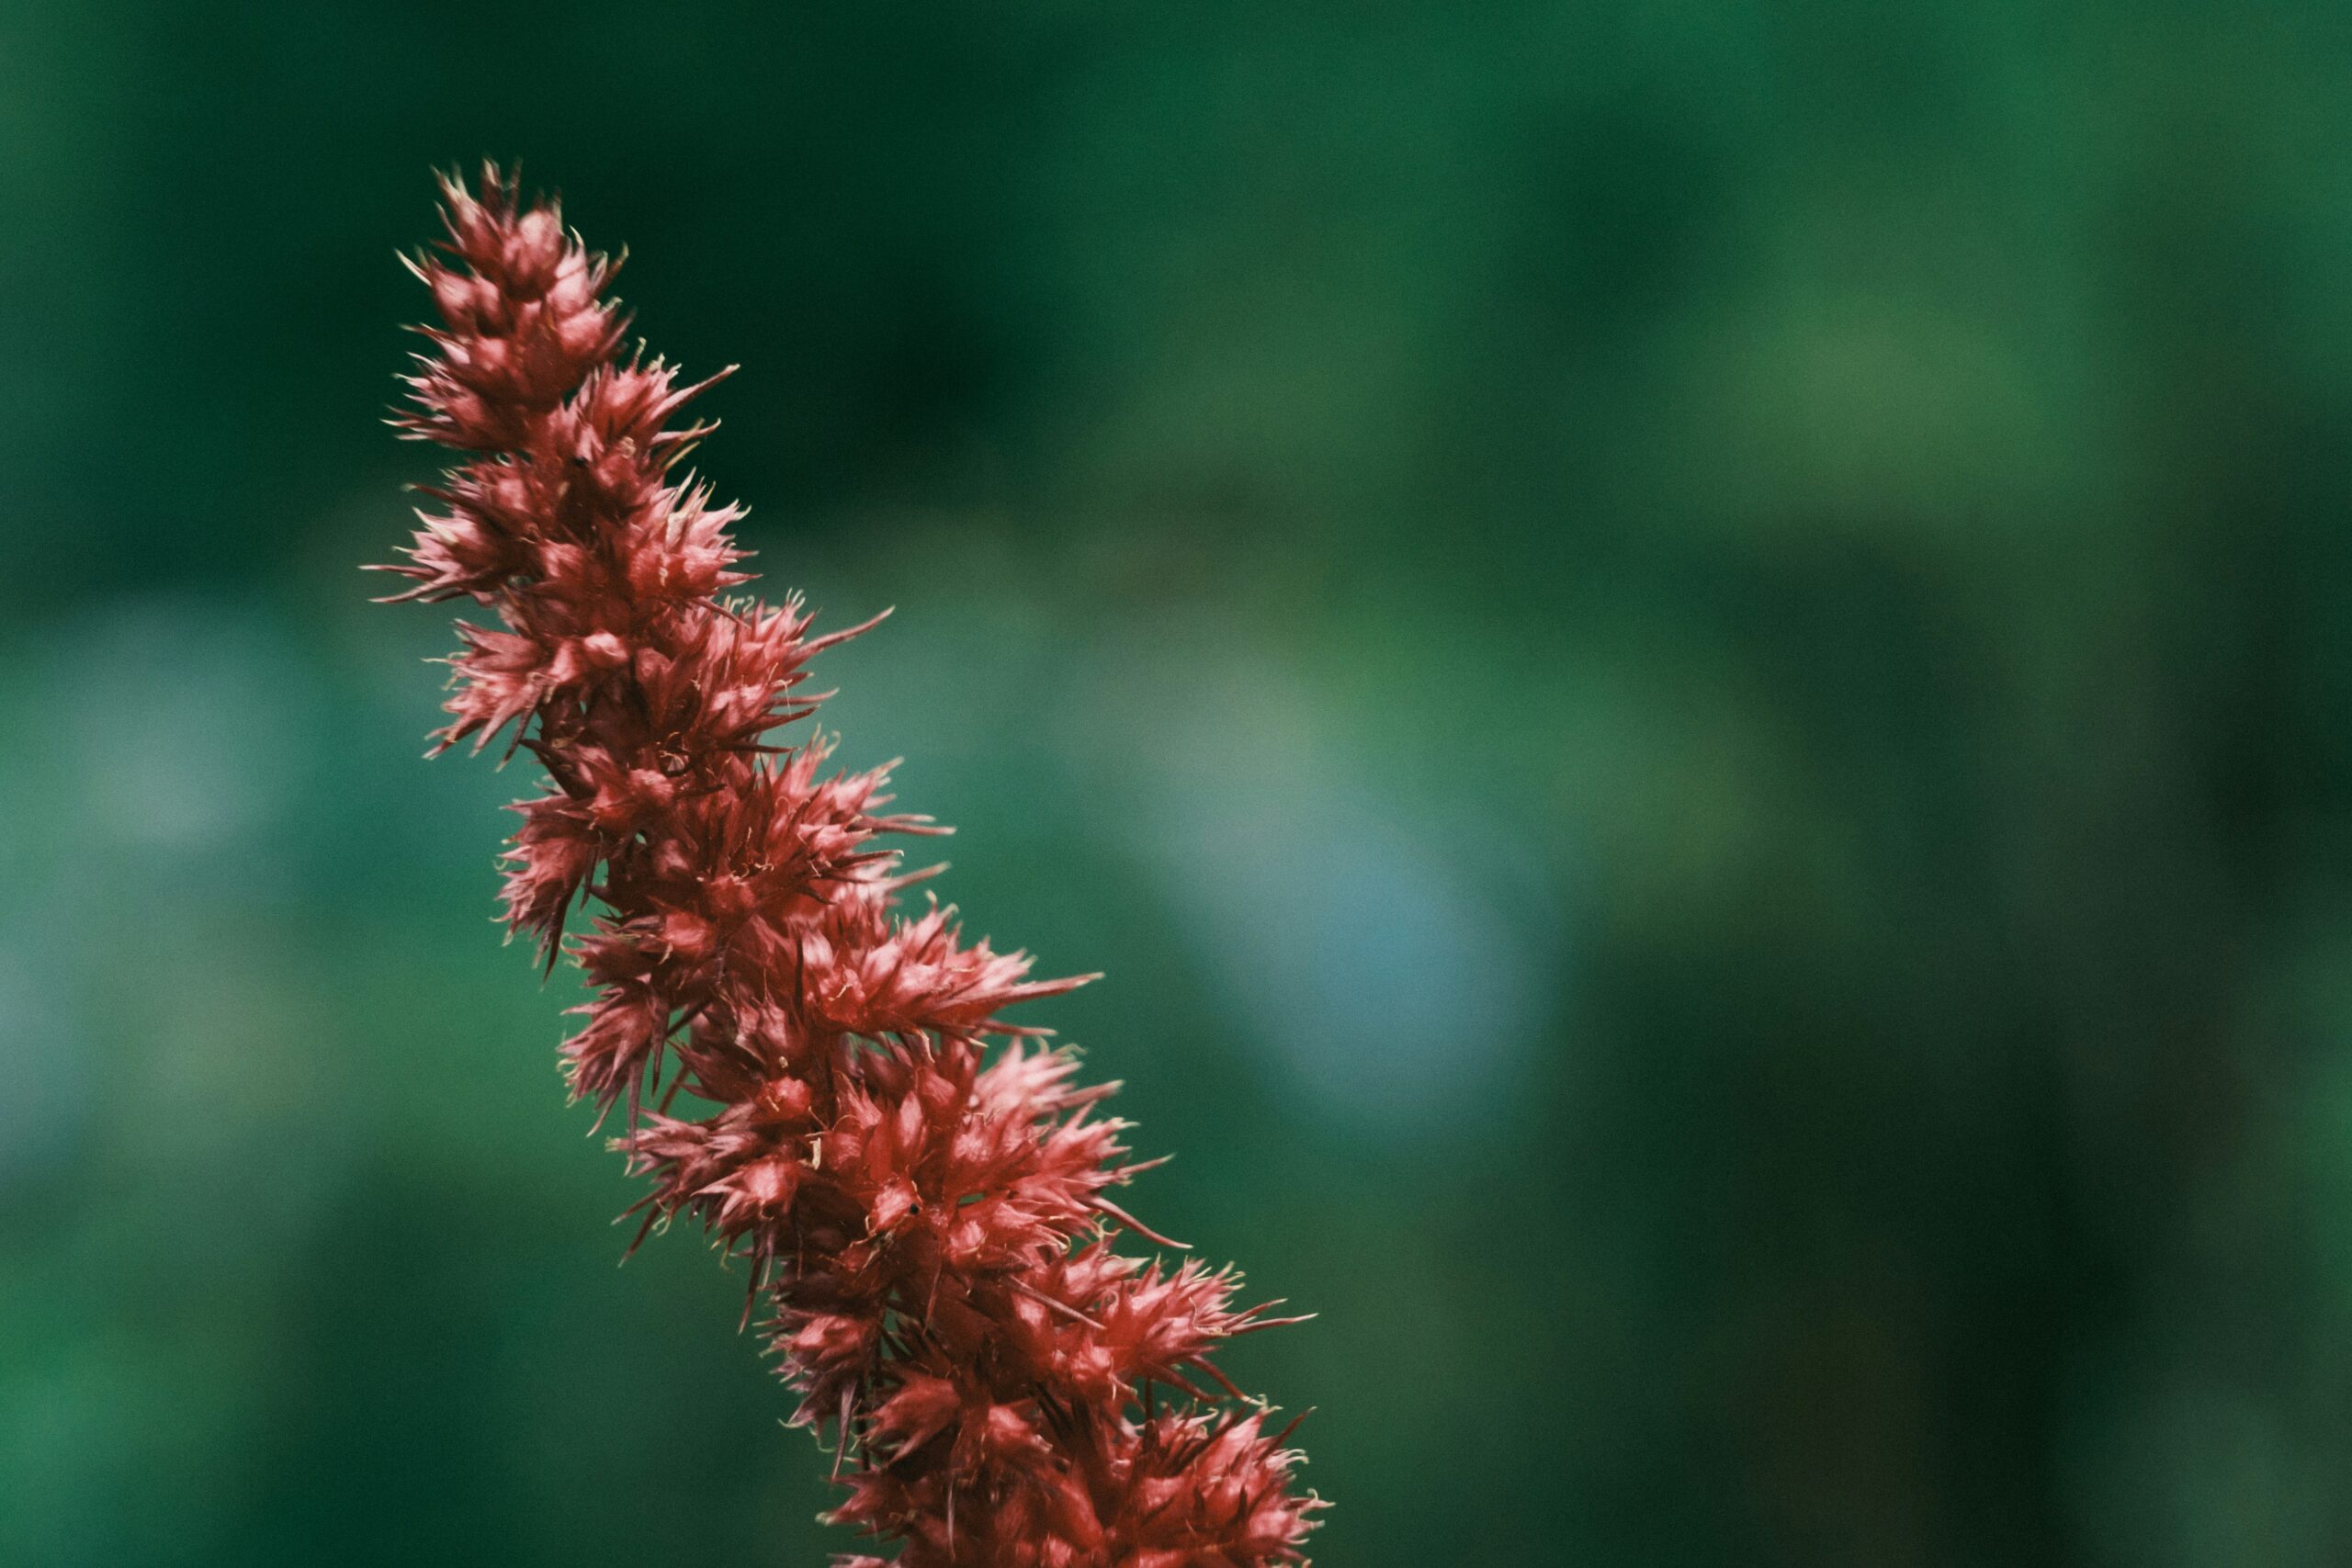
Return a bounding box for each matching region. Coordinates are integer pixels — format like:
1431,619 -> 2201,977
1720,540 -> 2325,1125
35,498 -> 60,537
6,3 -> 2352,1563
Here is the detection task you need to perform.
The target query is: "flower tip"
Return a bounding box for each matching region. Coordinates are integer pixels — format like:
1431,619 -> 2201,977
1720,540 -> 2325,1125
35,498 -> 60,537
1094,1197 -> 1190,1251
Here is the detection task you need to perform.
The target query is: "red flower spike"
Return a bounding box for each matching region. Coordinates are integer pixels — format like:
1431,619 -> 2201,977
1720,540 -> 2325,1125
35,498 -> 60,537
375,164 -> 1323,1564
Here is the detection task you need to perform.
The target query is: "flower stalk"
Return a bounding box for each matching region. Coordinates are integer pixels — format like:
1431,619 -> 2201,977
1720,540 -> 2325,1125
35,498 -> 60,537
376,165 -> 1320,1565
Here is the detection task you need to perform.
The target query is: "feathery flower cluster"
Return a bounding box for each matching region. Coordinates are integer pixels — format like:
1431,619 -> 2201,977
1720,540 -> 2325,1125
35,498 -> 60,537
376,166 -> 1320,1565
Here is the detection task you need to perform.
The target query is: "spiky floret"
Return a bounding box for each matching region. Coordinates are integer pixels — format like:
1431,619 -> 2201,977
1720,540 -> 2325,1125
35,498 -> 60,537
378,165 -> 1321,1565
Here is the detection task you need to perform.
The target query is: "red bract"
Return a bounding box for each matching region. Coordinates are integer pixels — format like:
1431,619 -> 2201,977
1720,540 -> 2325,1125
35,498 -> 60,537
376,165 -> 1322,1565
